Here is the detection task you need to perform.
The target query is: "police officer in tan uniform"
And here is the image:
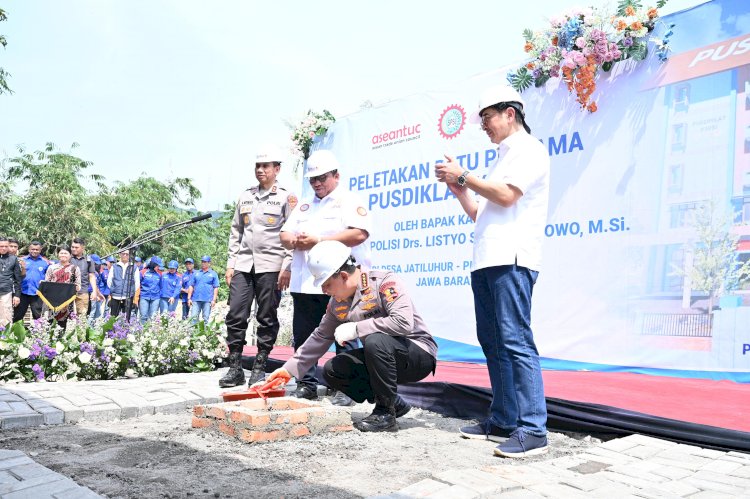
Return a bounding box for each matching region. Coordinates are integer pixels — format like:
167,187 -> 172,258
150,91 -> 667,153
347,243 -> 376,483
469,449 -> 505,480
220,145 -> 296,388
258,241 -> 437,432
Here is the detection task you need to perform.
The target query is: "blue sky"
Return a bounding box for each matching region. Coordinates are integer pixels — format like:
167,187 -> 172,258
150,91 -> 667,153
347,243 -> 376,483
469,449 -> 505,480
0,0 -> 703,211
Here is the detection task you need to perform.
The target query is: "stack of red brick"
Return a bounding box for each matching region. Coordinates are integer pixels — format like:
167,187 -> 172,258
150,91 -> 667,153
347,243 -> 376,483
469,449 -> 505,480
192,397 -> 353,443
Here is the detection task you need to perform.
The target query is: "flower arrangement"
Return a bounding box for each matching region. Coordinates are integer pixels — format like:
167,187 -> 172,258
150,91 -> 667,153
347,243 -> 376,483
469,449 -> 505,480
0,313 -> 227,383
288,109 -> 336,161
508,0 -> 675,112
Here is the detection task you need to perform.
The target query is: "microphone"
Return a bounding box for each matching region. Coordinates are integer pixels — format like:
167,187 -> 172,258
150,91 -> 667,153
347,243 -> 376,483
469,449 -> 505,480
190,213 -> 212,223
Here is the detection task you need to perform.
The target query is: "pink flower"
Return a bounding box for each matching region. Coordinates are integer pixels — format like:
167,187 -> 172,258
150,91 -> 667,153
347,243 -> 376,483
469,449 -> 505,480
575,37 -> 586,49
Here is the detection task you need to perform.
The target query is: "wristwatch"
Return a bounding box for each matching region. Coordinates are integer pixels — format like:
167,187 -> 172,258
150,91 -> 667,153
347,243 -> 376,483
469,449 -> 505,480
457,169 -> 471,186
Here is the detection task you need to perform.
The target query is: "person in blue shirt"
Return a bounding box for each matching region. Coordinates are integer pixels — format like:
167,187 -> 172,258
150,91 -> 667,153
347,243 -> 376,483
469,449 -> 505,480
180,258 -> 195,320
159,260 -> 182,314
13,241 -> 50,322
187,255 -> 220,325
88,254 -> 105,324
99,256 -> 113,316
139,256 -> 163,324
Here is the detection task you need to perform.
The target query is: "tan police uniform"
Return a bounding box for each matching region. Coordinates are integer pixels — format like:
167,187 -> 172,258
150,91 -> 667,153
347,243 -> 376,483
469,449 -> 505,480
225,182 -> 296,353
283,269 -> 437,404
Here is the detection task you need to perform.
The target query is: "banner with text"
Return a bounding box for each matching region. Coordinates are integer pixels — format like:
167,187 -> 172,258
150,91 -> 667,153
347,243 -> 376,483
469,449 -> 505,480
313,0 -> 750,380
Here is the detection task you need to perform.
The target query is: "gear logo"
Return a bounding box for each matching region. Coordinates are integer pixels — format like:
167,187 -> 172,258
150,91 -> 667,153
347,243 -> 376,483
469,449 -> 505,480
438,104 -> 466,140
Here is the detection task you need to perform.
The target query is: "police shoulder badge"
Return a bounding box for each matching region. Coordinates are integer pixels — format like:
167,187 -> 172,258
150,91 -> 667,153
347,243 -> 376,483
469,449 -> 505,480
271,185 -> 277,193
360,272 -> 369,292
382,286 -> 399,303
288,194 -> 298,210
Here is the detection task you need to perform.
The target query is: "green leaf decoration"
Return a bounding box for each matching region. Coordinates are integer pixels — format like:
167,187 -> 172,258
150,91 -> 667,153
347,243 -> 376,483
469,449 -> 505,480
617,0 -> 643,16
9,321 -> 26,343
86,326 -> 104,344
656,0 -> 668,8
602,61 -> 613,72
534,73 -> 550,88
510,67 -> 533,92
102,316 -> 117,333
523,28 -> 534,42
631,43 -> 648,61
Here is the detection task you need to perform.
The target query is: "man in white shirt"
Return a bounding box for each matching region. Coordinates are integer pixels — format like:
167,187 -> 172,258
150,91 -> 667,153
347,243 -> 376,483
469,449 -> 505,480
280,150 -> 372,404
436,85 -> 550,458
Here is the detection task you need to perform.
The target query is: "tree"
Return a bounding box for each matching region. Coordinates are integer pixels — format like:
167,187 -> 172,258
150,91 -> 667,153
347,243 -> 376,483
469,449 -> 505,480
0,7 -> 12,95
681,203 -> 750,312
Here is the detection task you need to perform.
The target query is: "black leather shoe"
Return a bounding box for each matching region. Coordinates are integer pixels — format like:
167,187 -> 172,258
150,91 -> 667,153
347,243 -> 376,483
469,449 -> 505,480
355,413 -> 398,432
394,395 -> 411,418
218,351 -> 245,388
330,390 -> 354,406
292,384 -> 318,400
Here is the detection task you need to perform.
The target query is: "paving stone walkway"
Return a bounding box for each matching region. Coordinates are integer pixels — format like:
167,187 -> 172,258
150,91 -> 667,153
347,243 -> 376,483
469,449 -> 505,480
374,434 -> 750,498
0,449 -> 102,498
2,373 -> 750,498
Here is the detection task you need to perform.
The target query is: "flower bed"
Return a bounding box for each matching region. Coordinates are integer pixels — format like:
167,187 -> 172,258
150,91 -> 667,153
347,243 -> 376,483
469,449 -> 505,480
0,314 -> 227,383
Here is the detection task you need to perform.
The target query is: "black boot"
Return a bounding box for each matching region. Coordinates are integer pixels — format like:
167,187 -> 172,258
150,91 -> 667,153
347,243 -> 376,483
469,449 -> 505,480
355,396 -> 398,432
247,349 -> 269,386
394,395 -> 411,418
218,351 -> 245,388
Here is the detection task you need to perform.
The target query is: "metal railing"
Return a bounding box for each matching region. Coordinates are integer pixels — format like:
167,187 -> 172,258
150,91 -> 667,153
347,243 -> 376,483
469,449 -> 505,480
639,313 -> 713,337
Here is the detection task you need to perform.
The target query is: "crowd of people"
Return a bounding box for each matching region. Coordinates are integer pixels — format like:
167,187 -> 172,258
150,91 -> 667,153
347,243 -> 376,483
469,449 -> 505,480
1,85 -> 551,457
0,236 -> 221,329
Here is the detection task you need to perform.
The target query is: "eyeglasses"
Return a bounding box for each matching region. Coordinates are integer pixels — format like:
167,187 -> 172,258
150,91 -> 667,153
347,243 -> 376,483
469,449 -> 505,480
480,112 -> 496,126
308,173 -> 331,184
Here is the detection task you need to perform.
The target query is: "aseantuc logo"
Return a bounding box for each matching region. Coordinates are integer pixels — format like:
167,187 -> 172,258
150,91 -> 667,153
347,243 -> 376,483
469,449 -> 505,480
438,104 -> 466,140
371,124 -> 422,150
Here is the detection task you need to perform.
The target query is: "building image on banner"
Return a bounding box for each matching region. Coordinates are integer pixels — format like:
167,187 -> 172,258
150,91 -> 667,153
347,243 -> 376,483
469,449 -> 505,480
300,0 -> 750,381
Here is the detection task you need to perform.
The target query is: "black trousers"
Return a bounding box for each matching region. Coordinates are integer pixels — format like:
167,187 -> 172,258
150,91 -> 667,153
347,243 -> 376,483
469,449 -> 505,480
225,270 -> 280,353
109,297 -> 133,317
323,332 -> 435,404
13,294 -> 43,322
291,292 -> 329,387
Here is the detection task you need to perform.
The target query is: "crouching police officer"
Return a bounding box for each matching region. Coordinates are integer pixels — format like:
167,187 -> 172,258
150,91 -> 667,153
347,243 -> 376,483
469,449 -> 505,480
256,241 -> 437,432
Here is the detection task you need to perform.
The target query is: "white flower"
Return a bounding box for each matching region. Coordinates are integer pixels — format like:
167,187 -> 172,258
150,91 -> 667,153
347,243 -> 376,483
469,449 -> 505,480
56,342 -> 65,352
127,334 -> 135,342
78,352 -> 92,364
18,346 -> 31,359
179,338 -> 189,347
115,355 -> 121,363
103,338 -> 114,347
150,339 -> 158,347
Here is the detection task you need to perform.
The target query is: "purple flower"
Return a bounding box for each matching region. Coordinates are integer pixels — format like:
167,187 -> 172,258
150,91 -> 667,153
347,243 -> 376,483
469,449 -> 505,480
100,353 -> 110,364
80,342 -> 96,356
623,37 -> 633,47
43,345 -> 57,360
32,363 -> 45,381
532,68 -> 543,79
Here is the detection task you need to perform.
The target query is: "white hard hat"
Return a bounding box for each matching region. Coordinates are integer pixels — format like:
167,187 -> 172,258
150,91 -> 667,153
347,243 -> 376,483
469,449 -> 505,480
307,240 -> 351,287
304,149 -> 340,178
468,85 -> 526,124
256,144 -> 284,164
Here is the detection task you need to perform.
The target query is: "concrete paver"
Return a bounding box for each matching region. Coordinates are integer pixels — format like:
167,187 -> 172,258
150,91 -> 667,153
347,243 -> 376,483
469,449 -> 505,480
3,372 -> 749,499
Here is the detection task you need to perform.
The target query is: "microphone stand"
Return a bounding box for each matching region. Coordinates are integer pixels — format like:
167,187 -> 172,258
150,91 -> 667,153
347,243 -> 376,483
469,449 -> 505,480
103,213 -> 213,323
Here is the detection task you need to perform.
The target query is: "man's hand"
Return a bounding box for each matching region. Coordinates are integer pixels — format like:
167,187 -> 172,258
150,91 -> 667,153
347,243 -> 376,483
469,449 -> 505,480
277,270 -> 291,290
434,155 -> 464,184
12,297 -> 20,307
188,299 -> 192,307
334,322 -> 358,346
210,299 -> 216,309
168,297 -> 175,305
251,367 -> 291,389
225,268 -> 234,286
294,232 -> 320,251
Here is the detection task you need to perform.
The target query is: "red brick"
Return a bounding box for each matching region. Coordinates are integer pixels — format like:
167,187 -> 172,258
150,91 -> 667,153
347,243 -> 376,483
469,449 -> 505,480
328,425 -> 354,433
239,399 -> 268,410
218,422 -> 236,437
290,425 -> 310,437
207,406 -> 226,420
193,405 -> 205,417
191,416 -> 212,428
239,429 -> 281,443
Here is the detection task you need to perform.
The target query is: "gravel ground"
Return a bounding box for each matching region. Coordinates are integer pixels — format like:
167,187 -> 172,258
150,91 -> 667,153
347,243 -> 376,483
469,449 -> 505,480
0,401 -> 599,498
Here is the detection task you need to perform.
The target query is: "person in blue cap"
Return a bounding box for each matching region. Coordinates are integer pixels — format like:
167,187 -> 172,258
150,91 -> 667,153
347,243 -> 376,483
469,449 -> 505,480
187,255 -> 220,325
139,256 -> 163,324
159,260 -> 182,314
134,256 -> 143,273
180,258 -> 195,319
